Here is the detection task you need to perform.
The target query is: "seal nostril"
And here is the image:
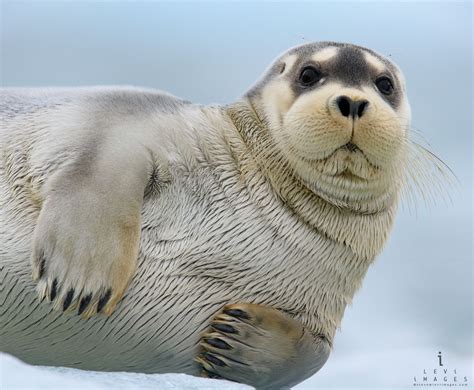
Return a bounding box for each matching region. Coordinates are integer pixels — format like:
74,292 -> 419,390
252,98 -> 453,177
357,100 -> 369,118
336,96 -> 351,117
336,96 -> 369,119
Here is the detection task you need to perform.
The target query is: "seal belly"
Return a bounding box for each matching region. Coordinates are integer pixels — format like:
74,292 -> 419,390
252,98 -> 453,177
0,156 -> 324,373
0,160 -> 258,372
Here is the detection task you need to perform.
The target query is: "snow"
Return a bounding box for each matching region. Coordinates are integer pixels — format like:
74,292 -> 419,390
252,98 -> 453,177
2,349 -> 472,390
0,353 -> 253,390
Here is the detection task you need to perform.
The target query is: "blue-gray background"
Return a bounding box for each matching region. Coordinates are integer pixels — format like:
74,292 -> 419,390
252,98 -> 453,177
1,1 -> 472,388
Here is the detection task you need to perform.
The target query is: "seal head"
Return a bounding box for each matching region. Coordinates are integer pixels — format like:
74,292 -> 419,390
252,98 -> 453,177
245,42 -> 411,211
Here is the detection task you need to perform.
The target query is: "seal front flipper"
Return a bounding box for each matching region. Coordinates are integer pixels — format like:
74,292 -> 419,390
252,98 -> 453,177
31,135 -> 155,318
196,303 -> 330,389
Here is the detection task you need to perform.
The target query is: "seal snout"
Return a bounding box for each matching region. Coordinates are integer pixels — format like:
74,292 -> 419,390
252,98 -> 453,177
335,95 -> 369,119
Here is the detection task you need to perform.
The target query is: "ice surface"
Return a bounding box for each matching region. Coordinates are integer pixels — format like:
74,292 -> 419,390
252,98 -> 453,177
2,348 -> 472,389
0,353 -> 253,390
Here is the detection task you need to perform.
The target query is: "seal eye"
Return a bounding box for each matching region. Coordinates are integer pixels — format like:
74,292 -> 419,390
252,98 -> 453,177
376,77 -> 394,95
299,67 -> 321,87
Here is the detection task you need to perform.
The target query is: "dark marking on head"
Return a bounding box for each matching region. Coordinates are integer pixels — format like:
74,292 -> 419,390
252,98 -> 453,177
329,47 -> 369,86
246,41 -> 403,110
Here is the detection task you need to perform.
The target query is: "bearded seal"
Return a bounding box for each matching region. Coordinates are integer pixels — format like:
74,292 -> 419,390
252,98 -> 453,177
0,42 -> 412,389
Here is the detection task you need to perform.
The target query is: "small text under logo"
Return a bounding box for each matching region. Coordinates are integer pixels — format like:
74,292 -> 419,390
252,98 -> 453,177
413,351 -> 469,387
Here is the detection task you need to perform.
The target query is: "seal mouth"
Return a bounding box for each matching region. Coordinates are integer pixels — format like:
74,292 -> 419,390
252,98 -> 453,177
336,142 -> 381,170
334,169 -> 367,182
340,142 -> 360,153
304,142 -> 362,163
295,141 -> 381,176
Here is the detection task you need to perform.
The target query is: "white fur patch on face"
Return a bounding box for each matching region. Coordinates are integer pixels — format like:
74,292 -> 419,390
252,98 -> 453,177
364,52 -> 385,74
280,54 -> 298,76
261,79 -> 295,130
312,47 -> 339,63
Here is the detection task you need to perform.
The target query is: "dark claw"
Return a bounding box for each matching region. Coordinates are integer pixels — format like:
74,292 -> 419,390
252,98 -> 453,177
50,279 -> 58,301
206,338 -> 231,350
201,367 -> 222,379
223,308 -> 250,320
38,255 -> 46,279
78,294 -> 92,315
63,288 -> 75,311
97,289 -> 112,313
212,323 -> 238,334
203,352 -> 227,367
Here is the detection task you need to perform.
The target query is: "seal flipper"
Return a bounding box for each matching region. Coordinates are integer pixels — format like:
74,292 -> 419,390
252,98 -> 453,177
30,127 -> 155,319
196,303 -> 331,390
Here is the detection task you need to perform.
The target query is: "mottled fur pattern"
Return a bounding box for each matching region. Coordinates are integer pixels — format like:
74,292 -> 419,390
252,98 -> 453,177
1,42 -> 410,387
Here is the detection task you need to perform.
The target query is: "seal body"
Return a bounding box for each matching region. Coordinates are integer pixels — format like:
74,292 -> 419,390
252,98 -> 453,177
0,42 -> 410,388
1,88 -> 338,373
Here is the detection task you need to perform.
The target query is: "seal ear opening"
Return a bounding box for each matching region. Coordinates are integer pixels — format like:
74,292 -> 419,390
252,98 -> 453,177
279,62 -> 286,74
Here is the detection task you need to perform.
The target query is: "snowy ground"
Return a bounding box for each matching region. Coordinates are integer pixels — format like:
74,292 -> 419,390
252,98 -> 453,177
0,349 -> 473,390
0,353 -> 252,390
2,348 -> 472,390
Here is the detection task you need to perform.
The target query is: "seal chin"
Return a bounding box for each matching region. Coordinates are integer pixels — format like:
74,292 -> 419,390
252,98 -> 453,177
283,143 -> 397,207
334,169 -> 368,182
298,142 -> 380,181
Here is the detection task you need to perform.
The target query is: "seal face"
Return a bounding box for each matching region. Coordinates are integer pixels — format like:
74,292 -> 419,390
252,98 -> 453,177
0,42 -> 415,389
247,42 -> 411,210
